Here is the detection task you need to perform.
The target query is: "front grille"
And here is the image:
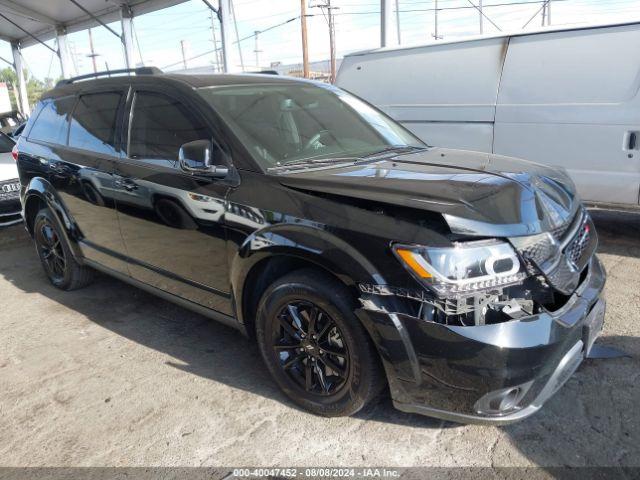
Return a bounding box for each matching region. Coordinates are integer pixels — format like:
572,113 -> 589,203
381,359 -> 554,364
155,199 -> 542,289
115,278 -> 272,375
512,208 -> 597,296
0,179 -> 20,202
550,221 -> 572,242
566,221 -> 592,269
0,199 -> 20,215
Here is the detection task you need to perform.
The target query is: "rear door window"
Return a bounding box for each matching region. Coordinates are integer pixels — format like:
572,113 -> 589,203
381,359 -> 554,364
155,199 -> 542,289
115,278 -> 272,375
128,91 -> 210,166
68,92 -> 123,156
28,97 -> 75,145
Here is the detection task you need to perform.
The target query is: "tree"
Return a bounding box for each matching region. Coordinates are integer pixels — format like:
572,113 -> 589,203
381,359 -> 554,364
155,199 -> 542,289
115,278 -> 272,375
0,67 -> 60,112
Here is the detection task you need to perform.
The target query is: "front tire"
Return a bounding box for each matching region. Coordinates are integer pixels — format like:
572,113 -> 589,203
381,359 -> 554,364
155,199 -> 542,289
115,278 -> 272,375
33,208 -> 94,290
256,269 -> 385,417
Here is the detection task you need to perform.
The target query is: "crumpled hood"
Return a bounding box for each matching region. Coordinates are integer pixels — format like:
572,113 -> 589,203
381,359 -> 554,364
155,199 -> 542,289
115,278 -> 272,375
275,147 -> 580,237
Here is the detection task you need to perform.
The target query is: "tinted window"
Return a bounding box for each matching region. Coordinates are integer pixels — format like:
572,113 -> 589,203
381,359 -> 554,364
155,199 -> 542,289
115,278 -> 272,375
28,97 -> 75,144
129,92 -> 209,162
69,92 -> 122,155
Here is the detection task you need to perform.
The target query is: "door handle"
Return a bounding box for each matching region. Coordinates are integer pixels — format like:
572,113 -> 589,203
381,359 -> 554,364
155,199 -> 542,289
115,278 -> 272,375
625,131 -> 639,151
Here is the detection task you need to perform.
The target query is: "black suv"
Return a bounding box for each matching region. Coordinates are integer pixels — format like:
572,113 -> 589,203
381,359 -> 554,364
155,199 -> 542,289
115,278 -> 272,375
16,68 -> 605,424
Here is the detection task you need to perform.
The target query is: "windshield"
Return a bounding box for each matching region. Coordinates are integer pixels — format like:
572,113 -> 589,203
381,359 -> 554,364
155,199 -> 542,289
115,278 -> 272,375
197,83 -> 425,170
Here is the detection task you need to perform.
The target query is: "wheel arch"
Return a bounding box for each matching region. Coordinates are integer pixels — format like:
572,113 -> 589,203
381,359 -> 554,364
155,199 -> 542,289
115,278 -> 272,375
23,177 -> 83,261
231,224 -> 385,339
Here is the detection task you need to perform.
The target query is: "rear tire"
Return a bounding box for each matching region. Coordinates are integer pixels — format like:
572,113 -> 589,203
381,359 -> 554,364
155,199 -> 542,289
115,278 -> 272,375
33,208 -> 94,291
256,269 -> 385,417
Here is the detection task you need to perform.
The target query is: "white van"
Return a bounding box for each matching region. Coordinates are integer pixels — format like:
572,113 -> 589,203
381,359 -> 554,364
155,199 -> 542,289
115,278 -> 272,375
336,21 -> 640,209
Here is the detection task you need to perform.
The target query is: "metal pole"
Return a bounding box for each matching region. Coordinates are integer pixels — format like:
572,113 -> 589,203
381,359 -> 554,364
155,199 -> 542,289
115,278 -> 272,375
479,0 -> 483,34
434,0 -> 439,40
301,0 -> 309,78
254,31 -> 261,69
328,0 -> 336,83
180,40 -> 188,69
10,42 -> 29,114
88,28 -> 97,73
547,0 -> 551,25
230,0 -> 245,72
219,0 -> 232,72
56,26 -> 73,78
381,0 -> 394,47
209,10 -> 221,72
395,0 -> 401,44
121,7 -> 135,69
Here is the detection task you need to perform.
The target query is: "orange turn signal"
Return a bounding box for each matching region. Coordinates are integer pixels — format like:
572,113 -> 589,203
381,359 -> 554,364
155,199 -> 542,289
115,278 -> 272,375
395,248 -> 432,279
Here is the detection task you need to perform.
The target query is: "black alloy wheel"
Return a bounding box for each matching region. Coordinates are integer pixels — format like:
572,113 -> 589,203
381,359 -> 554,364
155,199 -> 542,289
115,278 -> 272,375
256,269 -> 385,417
273,300 -> 349,396
33,208 -> 94,290
35,217 -> 66,283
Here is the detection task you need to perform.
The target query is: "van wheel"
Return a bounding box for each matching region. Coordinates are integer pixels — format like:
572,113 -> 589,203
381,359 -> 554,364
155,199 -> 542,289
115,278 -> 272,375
256,269 -> 385,417
33,208 -> 94,290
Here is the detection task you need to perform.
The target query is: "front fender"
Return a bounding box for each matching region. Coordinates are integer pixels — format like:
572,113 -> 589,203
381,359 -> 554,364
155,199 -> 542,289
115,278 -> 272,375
230,223 -> 387,324
23,177 -> 83,262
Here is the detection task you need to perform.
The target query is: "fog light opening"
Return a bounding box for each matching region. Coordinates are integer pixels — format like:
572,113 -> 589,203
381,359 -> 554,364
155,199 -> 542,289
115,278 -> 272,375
474,381 -> 533,416
498,388 -> 521,412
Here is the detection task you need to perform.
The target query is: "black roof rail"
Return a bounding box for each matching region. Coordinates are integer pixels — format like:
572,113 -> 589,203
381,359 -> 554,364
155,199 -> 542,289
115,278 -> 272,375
55,67 -> 162,88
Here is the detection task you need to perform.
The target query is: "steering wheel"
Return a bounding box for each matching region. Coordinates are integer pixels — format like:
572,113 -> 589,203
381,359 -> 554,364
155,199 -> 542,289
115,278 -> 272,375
303,130 -> 333,152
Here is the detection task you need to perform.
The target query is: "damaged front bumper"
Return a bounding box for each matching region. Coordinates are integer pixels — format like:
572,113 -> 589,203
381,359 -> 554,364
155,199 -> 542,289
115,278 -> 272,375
356,255 -> 607,425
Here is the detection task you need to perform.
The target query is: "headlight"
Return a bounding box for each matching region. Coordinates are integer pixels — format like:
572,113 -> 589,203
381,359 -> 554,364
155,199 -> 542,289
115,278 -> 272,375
393,240 -> 527,297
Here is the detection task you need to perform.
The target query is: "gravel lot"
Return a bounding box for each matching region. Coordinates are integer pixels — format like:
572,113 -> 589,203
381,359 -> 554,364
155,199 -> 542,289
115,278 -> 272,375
0,210 -> 638,469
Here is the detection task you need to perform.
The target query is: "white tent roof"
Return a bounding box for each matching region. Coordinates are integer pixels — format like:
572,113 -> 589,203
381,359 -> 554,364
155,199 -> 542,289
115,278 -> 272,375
0,0 -> 188,47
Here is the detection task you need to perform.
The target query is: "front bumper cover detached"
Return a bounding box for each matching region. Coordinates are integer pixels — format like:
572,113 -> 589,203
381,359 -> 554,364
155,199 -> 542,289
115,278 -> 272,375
356,256 -> 607,425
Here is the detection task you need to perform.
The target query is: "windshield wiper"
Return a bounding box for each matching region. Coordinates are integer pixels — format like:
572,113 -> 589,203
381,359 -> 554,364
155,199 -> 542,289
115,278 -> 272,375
268,156 -> 359,170
361,145 -> 427,159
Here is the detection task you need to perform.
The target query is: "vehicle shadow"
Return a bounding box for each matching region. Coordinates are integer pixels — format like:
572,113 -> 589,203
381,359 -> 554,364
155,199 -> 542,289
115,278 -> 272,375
0,225 -> 443,430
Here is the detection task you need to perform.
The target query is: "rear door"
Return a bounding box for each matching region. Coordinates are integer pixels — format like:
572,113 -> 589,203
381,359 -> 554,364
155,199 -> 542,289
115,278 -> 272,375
61,89 -> 130,272
22,91 -> 130,273
114,87 -> 233,314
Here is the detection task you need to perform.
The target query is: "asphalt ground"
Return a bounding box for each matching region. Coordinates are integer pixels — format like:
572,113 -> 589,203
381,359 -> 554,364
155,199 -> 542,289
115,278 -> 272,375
0,209 -> 638,471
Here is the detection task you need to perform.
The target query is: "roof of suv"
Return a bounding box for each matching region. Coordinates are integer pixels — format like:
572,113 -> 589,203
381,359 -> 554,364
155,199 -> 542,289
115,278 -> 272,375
43,72 -> 310,99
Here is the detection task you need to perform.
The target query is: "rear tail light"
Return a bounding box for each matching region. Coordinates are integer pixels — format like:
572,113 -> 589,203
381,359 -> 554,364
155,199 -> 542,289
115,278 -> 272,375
11,144 -> 18,161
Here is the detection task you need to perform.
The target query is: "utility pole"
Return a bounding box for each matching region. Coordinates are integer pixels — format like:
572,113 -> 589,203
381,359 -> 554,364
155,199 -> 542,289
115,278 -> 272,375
209,10 -> 221,72
87,28 -> 97,72
301,0 -> 310,78
541,1 -> 546,26
230,0 -> 245,72
180,40 -> 188,69
254,31 -> 262,69
312,1 -> 338,83
479,0 -> 483,34
328,0 -> 336,83
433,0 -> 441,40
396,0 -> 401,44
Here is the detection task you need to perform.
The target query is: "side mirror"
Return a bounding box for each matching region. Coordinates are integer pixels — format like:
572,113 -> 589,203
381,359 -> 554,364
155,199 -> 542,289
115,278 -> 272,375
178,140 -> 229,178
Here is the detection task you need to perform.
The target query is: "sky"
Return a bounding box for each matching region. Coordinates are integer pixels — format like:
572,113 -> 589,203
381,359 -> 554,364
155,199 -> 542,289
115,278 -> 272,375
2,0 -> 640,81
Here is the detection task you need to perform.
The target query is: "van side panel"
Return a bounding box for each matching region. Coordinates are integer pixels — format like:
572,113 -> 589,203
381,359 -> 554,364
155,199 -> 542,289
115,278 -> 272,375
337,38 -> 508,152
494,24 -> 640,205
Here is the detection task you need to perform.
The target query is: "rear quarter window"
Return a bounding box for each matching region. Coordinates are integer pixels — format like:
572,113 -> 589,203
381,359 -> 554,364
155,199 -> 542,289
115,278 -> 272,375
28,96 -> 76,145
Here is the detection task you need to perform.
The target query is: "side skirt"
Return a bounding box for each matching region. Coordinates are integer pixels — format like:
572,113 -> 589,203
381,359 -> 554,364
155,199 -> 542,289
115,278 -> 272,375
84,258 -> 246,335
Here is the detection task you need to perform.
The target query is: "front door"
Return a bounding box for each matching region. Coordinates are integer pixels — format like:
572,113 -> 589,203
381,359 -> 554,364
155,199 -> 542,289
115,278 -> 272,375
114,88 -> 233,314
